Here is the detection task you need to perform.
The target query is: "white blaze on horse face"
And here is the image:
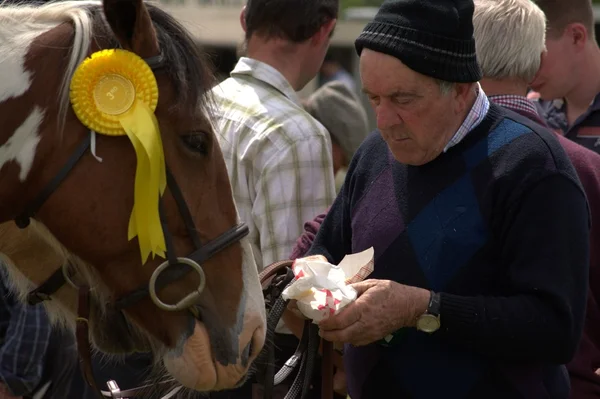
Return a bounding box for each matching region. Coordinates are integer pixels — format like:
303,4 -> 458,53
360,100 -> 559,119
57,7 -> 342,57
0,106 -> 44,181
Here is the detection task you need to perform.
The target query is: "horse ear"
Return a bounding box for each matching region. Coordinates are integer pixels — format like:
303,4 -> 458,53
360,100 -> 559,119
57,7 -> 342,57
102,0 -> 160,58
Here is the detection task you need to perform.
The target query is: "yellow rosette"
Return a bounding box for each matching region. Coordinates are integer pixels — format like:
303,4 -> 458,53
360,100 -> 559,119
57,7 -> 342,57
70,49 -> 166,264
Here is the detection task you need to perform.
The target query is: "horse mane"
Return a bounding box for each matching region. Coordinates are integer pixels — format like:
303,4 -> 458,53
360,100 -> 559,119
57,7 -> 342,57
0,0 -> 216,131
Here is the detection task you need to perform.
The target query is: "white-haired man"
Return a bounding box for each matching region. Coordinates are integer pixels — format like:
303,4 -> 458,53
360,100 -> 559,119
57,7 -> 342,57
473,0 -> 600,397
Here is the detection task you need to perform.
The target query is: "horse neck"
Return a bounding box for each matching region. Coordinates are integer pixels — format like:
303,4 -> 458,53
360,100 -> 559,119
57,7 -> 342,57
0,16 -> 78,222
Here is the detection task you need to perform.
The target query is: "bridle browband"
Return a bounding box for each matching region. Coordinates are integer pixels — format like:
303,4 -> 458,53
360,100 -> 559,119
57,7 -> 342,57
14,52 -> 249,398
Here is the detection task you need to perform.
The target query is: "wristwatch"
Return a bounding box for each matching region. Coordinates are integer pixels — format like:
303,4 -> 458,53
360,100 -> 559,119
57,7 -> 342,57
416,291 -> 441,333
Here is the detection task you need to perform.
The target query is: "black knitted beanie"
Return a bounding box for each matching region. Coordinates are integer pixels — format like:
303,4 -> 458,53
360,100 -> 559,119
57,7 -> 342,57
355,0 -> 482,83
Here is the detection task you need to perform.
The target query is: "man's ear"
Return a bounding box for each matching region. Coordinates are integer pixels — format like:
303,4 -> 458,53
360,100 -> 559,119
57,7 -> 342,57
452,82 -> 475,114
530,50 -> 547,85
239,6 -> 247,33
310,18 -> 337,46
567,22 -> 589,50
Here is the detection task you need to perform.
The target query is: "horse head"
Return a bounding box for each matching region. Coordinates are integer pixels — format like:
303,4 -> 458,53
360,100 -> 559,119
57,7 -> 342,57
0,0 -> 265,391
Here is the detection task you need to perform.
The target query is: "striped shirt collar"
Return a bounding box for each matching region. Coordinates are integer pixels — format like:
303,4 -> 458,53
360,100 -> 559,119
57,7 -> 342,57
230,57 -> 302,106
443,83 -> 490,152
489,94 -> 539,117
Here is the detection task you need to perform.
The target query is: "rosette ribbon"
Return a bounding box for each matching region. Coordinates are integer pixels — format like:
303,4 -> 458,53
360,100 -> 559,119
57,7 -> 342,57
70,49 -> 166,264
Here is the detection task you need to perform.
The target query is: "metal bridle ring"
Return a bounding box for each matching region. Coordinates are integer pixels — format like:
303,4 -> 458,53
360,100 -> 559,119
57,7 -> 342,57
148,257 -> 206,311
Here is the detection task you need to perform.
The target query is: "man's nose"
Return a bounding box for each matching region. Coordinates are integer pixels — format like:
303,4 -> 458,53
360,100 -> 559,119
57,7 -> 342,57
376,104 -> 401,130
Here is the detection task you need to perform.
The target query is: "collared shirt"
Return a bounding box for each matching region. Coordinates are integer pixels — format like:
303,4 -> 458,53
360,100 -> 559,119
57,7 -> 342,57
489,94 -> 551,127
443,83 -> 490,152
0,265 -> 51,396
535,94 -> 600,153
491,94 -> 539,118
211,57 -> 336,271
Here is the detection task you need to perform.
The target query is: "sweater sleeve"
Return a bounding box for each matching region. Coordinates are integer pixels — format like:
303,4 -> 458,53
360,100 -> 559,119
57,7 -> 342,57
438,174 -> 590,364
289,211 -> 328,260
305,177 -> 353,265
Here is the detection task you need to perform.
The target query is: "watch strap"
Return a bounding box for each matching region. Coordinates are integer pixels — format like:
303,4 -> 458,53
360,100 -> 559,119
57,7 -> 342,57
427,291 -> 441,316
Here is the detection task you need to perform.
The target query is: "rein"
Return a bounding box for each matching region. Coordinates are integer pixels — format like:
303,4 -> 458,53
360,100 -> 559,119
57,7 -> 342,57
15,51 -> 248,399
254,261 -> 335,399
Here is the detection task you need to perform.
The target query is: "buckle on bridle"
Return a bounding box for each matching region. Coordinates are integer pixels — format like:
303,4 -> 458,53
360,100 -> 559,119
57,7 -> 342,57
264,267 -> 295,310
27,291 -> 52,305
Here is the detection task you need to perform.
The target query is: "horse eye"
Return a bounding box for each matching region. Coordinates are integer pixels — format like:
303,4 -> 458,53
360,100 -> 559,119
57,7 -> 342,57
181,132 -> 210,155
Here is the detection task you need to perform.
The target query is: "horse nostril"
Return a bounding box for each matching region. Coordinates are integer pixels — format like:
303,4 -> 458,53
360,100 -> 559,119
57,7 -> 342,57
241,340 -> 252,368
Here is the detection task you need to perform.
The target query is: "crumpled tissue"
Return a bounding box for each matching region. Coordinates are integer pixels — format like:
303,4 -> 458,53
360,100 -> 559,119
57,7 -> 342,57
281,247 -> 374,322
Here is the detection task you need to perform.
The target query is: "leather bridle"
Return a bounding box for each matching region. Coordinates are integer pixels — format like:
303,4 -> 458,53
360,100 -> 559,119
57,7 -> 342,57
254,261 -> 335,399
13,52 -> 249,398
12,51 -> 337,399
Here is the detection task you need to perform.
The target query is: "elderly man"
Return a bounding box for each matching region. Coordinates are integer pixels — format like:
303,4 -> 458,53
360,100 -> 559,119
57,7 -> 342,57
473,0 -> 600,397
288,0 -> 591,397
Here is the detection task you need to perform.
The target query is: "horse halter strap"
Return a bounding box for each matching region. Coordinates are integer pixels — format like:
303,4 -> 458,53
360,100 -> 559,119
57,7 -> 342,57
255,261 -> 336,399
15,52 -> 249,398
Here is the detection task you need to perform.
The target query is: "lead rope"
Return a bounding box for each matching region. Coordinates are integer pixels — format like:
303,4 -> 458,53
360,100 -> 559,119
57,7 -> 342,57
253,266 -> 321,399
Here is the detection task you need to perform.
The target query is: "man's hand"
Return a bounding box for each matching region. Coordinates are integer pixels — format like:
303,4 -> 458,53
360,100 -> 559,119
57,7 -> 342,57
317,279 -> 430,346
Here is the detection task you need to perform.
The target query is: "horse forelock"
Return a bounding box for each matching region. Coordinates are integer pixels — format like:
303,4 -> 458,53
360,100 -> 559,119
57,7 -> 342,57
0,0 -> 215,134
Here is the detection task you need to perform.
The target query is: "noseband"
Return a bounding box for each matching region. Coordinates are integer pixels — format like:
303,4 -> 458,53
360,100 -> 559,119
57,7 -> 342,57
14,52 -> 249,398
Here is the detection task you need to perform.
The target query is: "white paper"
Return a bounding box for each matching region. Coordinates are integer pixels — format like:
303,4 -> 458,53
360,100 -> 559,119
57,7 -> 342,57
281,247 -> 374,322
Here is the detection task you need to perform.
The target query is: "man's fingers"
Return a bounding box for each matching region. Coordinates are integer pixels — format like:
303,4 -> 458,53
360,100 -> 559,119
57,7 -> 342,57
319,320 -> 363,344
318,301 -> 362,331
348,279 -> 377,296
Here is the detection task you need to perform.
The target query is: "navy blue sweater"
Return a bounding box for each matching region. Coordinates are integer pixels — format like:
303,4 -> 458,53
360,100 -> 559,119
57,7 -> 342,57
306,104 -> 590,399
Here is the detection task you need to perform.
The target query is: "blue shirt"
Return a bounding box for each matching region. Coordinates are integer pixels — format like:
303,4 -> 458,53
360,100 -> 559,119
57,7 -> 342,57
535,95 -> 600,154
0,265 -> 52,396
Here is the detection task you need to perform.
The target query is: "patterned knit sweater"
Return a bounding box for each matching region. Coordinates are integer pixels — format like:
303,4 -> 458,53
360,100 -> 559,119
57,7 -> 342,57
305,104 -> 590,399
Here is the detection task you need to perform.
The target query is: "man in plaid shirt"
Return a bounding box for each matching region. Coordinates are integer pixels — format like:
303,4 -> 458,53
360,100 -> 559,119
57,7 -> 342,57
211,0 -> 338,272
210,1 -> 338,397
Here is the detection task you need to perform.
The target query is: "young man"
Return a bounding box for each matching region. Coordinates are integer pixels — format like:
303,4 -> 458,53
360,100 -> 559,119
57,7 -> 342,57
285,0 -> 590,397
211,0 -> 338,272
473,0 -> 600,396
531,0 -> 600,153
210,1 -> 338,397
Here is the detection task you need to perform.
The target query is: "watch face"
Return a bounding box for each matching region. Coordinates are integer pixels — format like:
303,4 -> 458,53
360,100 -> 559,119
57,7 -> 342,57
417,315 -> 440,333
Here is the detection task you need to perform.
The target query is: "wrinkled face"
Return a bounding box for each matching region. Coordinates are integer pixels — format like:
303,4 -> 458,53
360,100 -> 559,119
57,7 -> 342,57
530,26 -> 581,100
359,49 -> 473,165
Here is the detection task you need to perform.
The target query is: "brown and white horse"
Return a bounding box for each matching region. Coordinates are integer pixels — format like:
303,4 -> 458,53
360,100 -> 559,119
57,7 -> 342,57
0,0 -> 266,394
